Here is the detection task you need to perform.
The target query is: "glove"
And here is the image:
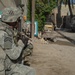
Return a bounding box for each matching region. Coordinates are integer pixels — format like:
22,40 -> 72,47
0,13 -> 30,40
20,35 -> 28,47
18,40 -> 24,48
17,32 -> 29,47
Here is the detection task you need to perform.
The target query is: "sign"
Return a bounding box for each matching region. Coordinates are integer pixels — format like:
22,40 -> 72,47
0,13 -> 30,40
0,11 -> 2,18
0,15 -> 1,18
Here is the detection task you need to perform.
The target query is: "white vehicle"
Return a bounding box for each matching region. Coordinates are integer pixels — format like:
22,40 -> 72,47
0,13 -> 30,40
42,22 -> 57,42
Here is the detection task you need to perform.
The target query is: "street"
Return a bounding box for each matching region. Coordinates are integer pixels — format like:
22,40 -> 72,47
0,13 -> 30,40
28,32 -> 75,75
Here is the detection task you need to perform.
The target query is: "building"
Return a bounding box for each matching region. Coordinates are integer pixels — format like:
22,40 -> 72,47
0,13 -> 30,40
52,4 -> 75,28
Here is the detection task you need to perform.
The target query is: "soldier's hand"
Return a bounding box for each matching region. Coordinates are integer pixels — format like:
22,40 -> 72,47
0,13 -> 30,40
18,40 -> 24,48
17,32 -> 29,47
21,35 -> 28,47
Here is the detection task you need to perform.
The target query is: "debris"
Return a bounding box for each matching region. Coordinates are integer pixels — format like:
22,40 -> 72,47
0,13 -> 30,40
40,38 -> 48,44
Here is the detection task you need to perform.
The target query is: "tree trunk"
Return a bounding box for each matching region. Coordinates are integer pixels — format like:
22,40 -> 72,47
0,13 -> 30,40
68,0 -> 73,18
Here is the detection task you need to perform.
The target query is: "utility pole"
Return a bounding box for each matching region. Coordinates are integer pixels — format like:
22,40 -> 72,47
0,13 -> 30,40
31,0 -> 35,38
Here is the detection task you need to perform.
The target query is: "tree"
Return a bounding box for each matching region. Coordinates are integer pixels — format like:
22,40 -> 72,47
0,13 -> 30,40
27,0 -> 56,31
57,0 -> 74,18
57,0 -> 74,28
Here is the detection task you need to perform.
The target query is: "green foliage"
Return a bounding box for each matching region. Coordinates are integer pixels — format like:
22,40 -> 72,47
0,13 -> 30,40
27,0 -> 56,31
27,0 -> 32,21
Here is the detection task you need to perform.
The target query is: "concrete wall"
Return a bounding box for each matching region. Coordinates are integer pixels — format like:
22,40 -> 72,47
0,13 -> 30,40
61,5 -> 75,16
52,4 -> 75,28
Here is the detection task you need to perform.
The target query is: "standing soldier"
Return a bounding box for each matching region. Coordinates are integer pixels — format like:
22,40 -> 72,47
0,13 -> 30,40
0,7 -> 35,75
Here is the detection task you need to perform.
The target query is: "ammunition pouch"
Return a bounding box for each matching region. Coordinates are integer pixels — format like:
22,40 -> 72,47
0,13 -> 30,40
22,43 -> 33,57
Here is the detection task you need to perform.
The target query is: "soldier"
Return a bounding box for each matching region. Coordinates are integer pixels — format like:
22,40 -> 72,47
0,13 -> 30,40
0,7 -> 35,75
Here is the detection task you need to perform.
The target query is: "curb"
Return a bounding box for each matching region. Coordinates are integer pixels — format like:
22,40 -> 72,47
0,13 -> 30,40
57,31 -> 75,45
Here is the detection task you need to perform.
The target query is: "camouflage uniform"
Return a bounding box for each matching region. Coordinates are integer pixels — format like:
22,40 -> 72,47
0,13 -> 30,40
0,7 -> 35,75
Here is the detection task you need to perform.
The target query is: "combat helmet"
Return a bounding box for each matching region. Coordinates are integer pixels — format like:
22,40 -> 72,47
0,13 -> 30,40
1,7 -> 22,22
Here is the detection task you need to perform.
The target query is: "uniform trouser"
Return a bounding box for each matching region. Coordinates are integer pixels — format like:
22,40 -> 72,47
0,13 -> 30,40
7,64 -> 36,75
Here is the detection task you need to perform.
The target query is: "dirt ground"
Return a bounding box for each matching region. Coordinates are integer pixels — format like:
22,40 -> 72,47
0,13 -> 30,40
28,38 -> 75,75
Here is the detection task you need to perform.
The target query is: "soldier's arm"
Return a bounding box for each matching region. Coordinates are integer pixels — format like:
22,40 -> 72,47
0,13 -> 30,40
0,30 -> 24,60
5,40 -> 24,60
0,31 -> 6,75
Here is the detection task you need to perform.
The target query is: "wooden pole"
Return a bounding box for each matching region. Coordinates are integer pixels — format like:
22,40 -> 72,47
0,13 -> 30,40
31,0 -> 35,38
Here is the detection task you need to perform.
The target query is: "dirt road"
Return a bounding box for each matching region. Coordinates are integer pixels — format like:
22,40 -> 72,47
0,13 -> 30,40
28,38 -> 75,75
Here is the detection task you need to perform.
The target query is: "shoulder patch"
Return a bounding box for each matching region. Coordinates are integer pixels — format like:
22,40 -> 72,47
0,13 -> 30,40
4,33 -> 12,49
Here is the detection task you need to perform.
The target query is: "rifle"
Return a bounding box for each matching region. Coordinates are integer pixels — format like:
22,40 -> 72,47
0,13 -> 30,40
13,5 -> 33,65
14,4 -> 32,46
